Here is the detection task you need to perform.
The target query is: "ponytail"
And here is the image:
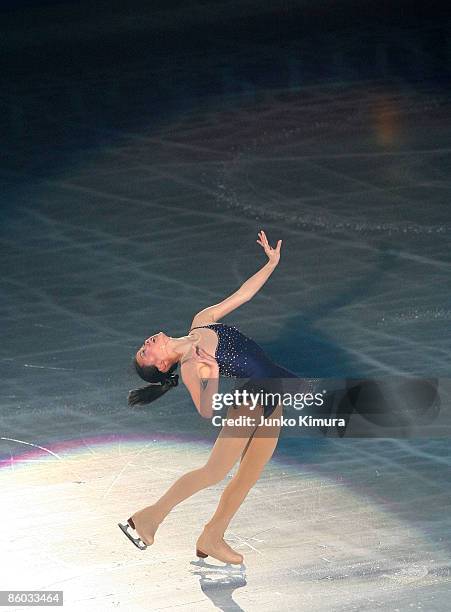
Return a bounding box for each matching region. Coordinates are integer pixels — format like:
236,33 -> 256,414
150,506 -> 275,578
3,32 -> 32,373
128,358 -> 179,406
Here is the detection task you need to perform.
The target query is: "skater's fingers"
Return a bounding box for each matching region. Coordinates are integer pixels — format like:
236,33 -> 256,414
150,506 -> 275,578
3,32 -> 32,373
197,350 -> 215,361
193,347 -> 215,362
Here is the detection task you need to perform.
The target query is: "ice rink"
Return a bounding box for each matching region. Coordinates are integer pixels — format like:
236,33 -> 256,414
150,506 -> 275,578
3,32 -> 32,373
1,2 -> 451,610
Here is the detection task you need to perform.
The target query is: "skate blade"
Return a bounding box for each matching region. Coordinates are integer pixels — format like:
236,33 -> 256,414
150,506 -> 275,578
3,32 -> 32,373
118,521 -> 148,550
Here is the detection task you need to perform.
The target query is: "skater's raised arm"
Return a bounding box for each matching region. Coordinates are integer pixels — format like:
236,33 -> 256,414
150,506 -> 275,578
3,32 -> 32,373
191,231 -> 282,326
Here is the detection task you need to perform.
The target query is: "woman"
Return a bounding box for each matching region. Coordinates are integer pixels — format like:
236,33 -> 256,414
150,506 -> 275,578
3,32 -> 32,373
119,231 -> 297,565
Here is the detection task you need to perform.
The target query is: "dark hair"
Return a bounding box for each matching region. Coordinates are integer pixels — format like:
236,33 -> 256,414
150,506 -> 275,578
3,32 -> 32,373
128,358 -> 179,406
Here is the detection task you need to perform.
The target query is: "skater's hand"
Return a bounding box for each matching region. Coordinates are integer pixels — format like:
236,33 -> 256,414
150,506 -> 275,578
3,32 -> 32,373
192,346 -> 219,369
256,230 -> 282,266
192,346 -> 219,382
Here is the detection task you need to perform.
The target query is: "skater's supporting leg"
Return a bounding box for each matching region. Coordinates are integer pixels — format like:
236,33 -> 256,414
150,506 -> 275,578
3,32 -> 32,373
203,403 -> 283,538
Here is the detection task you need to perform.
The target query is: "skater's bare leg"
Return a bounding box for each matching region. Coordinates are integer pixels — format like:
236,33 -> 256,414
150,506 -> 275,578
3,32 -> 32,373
130,402 -> 259,546
199,403 -> 282,553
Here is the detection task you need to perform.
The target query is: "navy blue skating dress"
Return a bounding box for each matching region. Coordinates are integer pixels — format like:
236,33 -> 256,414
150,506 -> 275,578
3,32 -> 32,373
189,323 -> 317,418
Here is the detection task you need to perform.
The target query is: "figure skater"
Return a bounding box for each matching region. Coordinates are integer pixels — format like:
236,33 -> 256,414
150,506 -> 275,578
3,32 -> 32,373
119,231 -> 305,565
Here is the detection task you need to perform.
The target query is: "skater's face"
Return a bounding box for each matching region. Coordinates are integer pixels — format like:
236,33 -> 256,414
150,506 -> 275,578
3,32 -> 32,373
136,332 -> 170,370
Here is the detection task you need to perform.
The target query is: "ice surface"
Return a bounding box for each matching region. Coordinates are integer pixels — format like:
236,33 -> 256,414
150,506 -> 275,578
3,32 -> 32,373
1,40 -> 451,612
